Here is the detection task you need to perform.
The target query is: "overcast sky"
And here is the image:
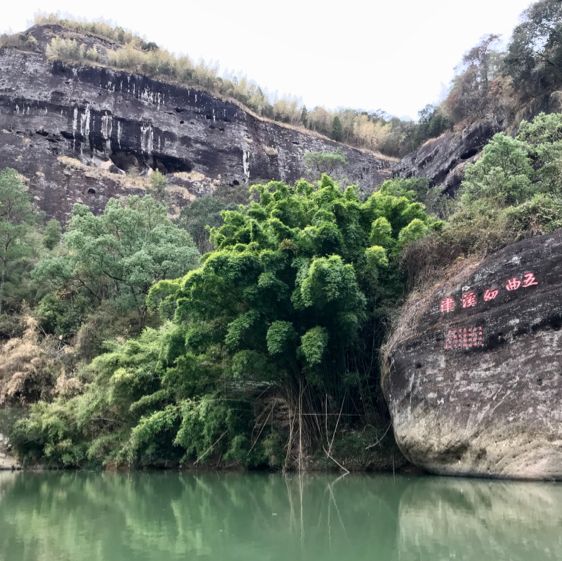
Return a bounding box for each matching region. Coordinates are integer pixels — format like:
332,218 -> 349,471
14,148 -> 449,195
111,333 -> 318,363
2,1 -> 534,119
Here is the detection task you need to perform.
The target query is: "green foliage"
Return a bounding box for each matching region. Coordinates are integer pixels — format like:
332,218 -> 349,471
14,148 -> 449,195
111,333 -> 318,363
43,219 -> 61,250
456,113 -> 562,234
148,170 -> 167,202
460,134 -> 534,206
266,321 -> 297,356
174,396 -> 253,464
33,196 -> 199,339
0,169 -> 38,314
11,400 -> 87,467
303,151 -> 348,176
413,104 -> 451,145
331,116 -> 343,142
177,194 -> 238,253
300,326 -> 329,367
405,113 -> 562,282
127,405 -> 181,465
14,176 -> 437,469
458,113 -> 562,214
502,193 -> 562,234
504,0 -> 562,99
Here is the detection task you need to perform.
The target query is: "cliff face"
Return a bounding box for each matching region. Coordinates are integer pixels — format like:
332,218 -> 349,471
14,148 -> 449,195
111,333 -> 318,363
393,119 -> 502,194
0,25 -> 393,220
394,91 -> 562,195
382,230 -> 562,480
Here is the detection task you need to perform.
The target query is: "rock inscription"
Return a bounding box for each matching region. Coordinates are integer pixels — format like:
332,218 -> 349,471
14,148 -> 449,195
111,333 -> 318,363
383,231 -> 562,480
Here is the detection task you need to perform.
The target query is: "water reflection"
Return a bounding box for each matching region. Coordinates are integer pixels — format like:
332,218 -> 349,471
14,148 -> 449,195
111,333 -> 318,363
0,471 -> 560,561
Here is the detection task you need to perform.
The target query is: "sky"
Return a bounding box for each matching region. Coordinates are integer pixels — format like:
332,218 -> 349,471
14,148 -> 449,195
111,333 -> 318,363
1,0 -> 535,119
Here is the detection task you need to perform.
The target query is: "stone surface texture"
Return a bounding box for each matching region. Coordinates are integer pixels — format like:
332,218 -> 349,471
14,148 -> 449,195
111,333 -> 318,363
383,230 -> 562,480
0,433 -> 19,470
393,119 -> 502,194
0,25 -> 392,221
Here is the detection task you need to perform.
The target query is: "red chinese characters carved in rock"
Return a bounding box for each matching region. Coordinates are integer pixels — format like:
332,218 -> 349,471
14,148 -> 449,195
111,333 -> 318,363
483,288 -> 499,302
437,272 -> 539,314
505,277 -> 522,291
522,272 -> 539,288
461,291 -> 477,309
444,326 -> 484,350
440,296 -> 456,314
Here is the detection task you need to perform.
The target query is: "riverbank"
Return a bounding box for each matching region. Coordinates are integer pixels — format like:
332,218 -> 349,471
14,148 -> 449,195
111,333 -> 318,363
0,433 -> 19,470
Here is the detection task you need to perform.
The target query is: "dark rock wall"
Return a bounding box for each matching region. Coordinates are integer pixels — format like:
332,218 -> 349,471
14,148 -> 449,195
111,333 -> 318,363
383,230 -> 562,480
0,44 -> 392,220
393,119 -> 502,195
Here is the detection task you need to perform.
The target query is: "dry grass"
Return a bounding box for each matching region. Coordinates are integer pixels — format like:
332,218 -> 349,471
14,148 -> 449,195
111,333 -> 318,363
0,316 -> 54,405
24,17 -> 399,160
58,155 -> 192,191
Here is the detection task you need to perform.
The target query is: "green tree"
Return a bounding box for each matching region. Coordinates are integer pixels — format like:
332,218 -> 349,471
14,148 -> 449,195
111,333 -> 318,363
177,195 -> 235,253
14,176 -> 438,468
414,104 -> 450,145
300,105 -> 308,127
0,168 -> 37,314
149,170 -> 167,202
43,219 -> 62,250
303,151 -> 348,177
434,112 -> 562,261
504,0 -> 562,99
459,113 -> 562,209
33,195 -> 200,337
331,116 -> 343,142
459,133 -> 534,207
163,176 -> 437,458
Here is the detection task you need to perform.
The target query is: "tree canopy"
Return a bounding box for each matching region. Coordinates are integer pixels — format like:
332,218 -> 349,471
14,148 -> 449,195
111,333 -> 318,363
33,196 -> 200,339
0,169 -> 37,315
14,176 -> 439,469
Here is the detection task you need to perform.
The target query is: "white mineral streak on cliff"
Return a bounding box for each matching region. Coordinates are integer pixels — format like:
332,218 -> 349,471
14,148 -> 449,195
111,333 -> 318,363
243,149 -> 250,183
101,112 -> 113,152
140,123 -> 154,154
72,106 -> 78,149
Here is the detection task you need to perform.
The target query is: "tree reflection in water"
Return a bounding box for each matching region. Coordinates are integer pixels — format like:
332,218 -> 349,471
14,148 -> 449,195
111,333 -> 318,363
0,471 -> 560,561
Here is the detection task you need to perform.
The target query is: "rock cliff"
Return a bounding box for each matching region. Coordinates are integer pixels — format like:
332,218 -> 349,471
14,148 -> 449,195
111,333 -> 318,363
393,119 -> 502,194
382,230 -> 562,480
0,25 -> 393,220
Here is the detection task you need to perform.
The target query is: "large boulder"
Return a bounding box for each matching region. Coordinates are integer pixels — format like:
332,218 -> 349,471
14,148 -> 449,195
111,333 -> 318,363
382,230 -> 562,480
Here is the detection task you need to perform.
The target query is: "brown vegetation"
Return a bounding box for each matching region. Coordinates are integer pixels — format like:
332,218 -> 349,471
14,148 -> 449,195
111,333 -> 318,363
0,315 -> 62,405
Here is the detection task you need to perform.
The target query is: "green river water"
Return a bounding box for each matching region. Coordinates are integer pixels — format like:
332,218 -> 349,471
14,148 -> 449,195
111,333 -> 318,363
0,471 -> 560,561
